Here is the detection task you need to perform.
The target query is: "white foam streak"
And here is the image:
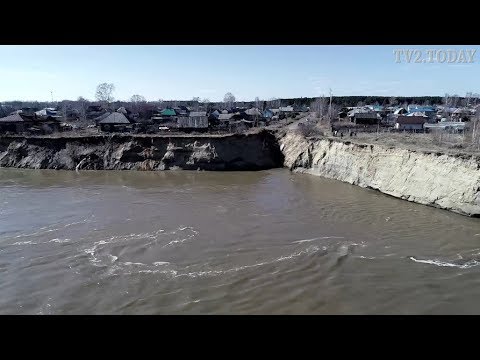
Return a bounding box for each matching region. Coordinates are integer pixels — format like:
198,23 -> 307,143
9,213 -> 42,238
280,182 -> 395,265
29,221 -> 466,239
11,240 -> 36,245
409,256 -> 480,269
292,236 -> 344,244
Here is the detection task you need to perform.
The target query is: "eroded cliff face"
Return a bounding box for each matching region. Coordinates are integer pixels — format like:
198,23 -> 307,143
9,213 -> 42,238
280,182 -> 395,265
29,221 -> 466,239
278,131 -> 480,217
0,131 -> 283,171
3,129 -> 480,216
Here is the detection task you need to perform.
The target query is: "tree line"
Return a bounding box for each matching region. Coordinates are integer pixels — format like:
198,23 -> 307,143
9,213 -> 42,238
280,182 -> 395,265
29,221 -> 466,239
1,81 -> 475,121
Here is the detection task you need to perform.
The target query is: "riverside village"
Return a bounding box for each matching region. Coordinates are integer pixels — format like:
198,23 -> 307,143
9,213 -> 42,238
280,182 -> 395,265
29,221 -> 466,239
0,88 -> 478,138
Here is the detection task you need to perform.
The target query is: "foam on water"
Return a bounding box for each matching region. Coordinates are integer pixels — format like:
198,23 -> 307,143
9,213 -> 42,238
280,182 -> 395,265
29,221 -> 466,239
292,236 -> 345,244
48,238 -> 71,243
409,256 -> 480,269
11,240 -> 37,246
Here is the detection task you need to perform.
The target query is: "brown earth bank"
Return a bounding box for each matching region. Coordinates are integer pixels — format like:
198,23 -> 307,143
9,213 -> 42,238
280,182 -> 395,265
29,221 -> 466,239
2,128 -> 480,216
0,130 -> 284,171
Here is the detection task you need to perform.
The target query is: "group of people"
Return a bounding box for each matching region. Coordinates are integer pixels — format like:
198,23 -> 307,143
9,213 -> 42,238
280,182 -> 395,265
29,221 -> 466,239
332,128 -> 358,138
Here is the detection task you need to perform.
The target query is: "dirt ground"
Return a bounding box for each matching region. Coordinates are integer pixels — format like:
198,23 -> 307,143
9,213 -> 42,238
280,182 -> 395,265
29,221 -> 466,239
313,126 -> 480,156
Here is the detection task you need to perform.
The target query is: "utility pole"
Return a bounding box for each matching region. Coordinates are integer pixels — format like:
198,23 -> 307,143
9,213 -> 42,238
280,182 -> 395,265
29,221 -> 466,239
329,88 -> 333,119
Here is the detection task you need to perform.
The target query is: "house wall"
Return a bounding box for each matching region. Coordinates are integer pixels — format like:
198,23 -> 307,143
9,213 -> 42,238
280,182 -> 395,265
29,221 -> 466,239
397,124 -> 423,130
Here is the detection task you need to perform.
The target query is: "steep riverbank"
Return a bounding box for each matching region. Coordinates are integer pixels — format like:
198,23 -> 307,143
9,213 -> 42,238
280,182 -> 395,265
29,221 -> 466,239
277,130 -> 480,217
0,131 -> 283,171
2,129 -> 480,216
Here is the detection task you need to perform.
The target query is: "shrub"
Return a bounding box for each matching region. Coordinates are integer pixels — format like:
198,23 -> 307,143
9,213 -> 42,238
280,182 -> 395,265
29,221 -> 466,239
297,123 -> 324,137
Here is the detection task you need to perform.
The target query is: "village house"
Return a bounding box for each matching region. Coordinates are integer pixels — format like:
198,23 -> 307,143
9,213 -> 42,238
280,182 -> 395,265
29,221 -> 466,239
19,107 -> 38,119
217,113 -> 235,129
98,112 -> 131,132
279,105 -> 294,113
244,108 -> 262,122
35,108 -> 61,121
451,108 -> 473,121
351,112 -> 379,125
177,115 -> 208,131
209,110 -> 220,119
177,111 -> 209,131
394,107 -> 408,115
160,108 -> 177,117
263,109 -> 274,119
0,113 -> 28,134
395,116 -> 426,131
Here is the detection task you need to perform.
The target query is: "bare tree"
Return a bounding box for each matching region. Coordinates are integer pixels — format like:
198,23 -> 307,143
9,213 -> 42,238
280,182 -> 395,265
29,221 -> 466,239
255,96 -> 261,109
130,94 -> 146,113
223,92 -> 236,109
329,103 -> 339,122
443,93 -> 450,107
77,96 -> 88,120
267,98 -> 281,108
130,94 -> 146,103
191,97 -> 200,111
201,98 -> 210,111
389,96 -> 398,106
451,94 -> 460,108
471,110 -> 480,149
95,83 -> 115,105
471,93 -> 480,107
310,96 -> 329,121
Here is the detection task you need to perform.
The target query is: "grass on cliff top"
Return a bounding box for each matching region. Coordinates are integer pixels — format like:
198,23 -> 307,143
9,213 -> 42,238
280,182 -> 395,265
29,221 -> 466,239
294,121 -> 480,157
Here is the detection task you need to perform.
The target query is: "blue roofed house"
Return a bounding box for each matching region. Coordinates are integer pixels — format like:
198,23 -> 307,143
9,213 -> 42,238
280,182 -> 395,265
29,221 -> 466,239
368,105 -> 384,112
263,109 -> 274,119
407,105 -> 436,115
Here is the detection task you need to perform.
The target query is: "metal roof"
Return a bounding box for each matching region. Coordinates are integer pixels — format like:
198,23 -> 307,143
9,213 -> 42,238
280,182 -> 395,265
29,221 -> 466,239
189,111 -> 207,117
160,108 -> 176,116
218,114 -> 234,120
245,108 -> 262,116
354,112 -> 378,119
98,112 -> 130,124
0,113 -> 24,122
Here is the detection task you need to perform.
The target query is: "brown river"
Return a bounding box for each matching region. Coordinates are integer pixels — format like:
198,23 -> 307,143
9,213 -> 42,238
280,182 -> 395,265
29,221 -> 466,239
1,168 -> 480,314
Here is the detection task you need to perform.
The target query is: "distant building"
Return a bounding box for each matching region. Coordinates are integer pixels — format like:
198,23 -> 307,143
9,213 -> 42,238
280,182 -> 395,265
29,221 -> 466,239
393,108 -> 408,115
176,111 -> 209,130
209,110 -> 220,119
279,106 -> 294,113
35,108 -> 61,120
244,108 -> 262,122
352,112 -> 379,125
177,116 -> 208,130
407,105 -> 437,119
160,108 -> 177,117
263,109 -> 274,119
395,116 -> 425,131
0,113 -> 27,133
98,112 -> 131,132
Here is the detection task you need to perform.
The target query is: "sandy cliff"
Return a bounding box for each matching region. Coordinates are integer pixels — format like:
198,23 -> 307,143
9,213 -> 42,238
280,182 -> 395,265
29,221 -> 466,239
278,131 -> 480,216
